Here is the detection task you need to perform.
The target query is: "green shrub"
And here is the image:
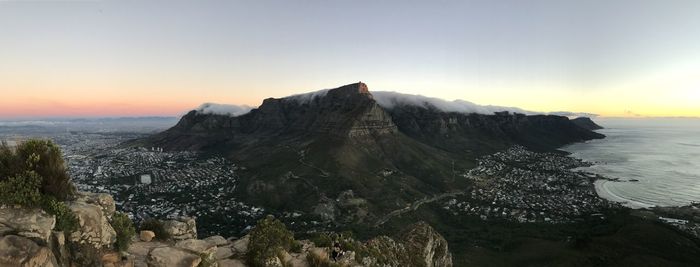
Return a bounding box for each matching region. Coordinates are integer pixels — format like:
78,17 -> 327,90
140,218 -> 171,241
111,212 -> 136,251
40,195 -> 79,233
0,171 -> 43,207
311,233 -> 333,248
290,241 -> 303,253
14,140 -> 75,200
247,215 -> 295,267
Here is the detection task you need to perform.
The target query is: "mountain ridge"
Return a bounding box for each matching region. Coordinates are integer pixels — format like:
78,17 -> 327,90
135,82 -> 605,220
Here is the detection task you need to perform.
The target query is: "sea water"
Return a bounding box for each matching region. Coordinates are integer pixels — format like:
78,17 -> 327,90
563,118 -> 700,208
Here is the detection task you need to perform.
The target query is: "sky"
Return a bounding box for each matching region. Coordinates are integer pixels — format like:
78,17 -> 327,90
1,0 -> 699,119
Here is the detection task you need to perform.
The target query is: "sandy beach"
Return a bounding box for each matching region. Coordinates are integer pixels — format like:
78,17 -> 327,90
594,180 -> 654,209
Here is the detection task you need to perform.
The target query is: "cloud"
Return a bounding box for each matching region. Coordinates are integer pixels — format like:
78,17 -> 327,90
195,103 -> 253,117
285,89 -> 331,104
372,91 -> 535,115
547,111 -> 599,118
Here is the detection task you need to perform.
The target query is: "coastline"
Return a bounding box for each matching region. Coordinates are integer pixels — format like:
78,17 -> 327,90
594,179 -> 654,209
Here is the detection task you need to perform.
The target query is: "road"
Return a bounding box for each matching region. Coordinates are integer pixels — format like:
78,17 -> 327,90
375,191 -> 465,226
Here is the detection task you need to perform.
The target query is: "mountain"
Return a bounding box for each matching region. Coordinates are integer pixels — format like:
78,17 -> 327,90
136,82 -> 605,221
571,117 -> 604,130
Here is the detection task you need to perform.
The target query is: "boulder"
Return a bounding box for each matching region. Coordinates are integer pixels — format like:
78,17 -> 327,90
68,200 -> 117,249
49,231 -> 69,266
175,239 -> 218,267
162,217 -> 197,241
0,205 -> 56,244
102,252 -> 121,264
126,240 -> 169,267
175,239 -> 216,254
231,235 -> 250,255
140,231 -> 155,242
72,191 -> 116,218
214,247 -> 234,260
146,246 -> 202,267
204,235 -> 229,246
0,235 -> 58,267
400,221 -> 453,267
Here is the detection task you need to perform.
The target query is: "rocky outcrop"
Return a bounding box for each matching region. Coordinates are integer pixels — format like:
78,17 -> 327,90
126,217 -> 452,267
0,205 -> 56,244
68,194 -> 117,249
162,217 -> 197,241
0,191 -> 128,267
0,235 -> 59,267
400,222 -> 452,267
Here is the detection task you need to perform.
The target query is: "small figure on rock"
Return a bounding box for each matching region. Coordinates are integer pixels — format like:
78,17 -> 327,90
331,241 -> 343,262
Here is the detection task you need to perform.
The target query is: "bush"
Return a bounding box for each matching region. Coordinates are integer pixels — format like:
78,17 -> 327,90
140,218 -> 171,241
290,241 -> 303,253
0,142 -> 21,180
311,233 -> 333,248
40,195 -> 79,233
0,171 -> 43,207
14,140 -> 75,200
111,212 -> 136,251
247,215 -> 295,267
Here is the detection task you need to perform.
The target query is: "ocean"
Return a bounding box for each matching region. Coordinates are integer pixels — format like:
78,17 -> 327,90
563,118 -> 700,208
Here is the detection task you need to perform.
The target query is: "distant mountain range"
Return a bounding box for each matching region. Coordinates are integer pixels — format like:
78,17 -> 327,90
135,82 -> 604,221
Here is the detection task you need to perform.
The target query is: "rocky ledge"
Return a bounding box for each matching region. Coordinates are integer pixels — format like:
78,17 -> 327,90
128,220 -> 451,267
0,190 -> 452,267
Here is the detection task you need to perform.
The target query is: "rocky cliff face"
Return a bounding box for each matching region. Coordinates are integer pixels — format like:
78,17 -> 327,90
385,104 -> 605,153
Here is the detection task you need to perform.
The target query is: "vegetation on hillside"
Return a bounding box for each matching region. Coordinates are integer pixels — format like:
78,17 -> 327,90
112,212 -> 136,251
0,140 -> 79,232
247,215 -> 297,267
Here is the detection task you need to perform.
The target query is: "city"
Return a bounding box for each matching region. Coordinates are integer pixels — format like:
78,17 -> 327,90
442,146 -> 622,224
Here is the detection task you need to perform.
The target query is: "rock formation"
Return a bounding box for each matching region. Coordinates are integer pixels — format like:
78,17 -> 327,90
0,192 -> 130,267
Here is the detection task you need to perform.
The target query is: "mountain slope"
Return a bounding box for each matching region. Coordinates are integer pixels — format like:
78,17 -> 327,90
137,82 -> 605,220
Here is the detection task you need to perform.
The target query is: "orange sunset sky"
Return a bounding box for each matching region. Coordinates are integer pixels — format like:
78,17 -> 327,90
1,1 -> 699,119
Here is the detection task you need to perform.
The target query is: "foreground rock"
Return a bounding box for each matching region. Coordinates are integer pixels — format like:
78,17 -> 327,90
0,191 -> 125,267
126,219 -> 452,267
0,235 -> 58,267
68,192 -> 117,249
0,205 -> 56,244
162,217 -> 197,241
400,222 -> 453,267
140,230 -> 155,242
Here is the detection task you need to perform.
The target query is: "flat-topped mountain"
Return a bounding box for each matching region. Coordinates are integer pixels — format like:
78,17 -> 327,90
136,82 -> 605,220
